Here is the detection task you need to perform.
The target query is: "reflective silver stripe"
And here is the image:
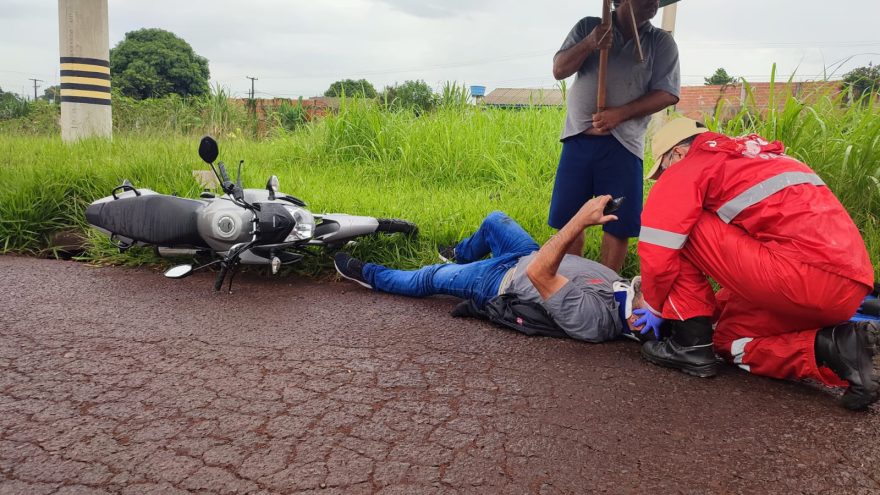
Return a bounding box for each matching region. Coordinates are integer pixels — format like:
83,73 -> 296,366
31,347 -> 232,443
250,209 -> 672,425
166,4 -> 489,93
667,295 -> 684,321
639,226 -> 688,250
717,172 -> 826,224
730,337 -> 753,372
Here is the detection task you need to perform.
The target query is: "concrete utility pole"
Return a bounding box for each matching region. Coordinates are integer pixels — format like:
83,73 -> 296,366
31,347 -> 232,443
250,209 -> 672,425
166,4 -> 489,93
58,0 -> 112,142
29,78 -> 43,101
661,3 -> 678,37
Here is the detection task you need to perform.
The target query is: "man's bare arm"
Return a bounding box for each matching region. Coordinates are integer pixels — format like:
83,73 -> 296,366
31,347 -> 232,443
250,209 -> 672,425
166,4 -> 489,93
526,196 -> 617,300
552,22 -> 611,80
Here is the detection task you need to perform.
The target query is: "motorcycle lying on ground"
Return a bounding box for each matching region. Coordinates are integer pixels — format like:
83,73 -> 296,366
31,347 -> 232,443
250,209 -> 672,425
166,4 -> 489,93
85,135 -> 417,291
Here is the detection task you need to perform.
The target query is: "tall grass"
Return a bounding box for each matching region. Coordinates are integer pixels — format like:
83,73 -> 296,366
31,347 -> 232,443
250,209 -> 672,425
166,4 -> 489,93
111,86 -> 253,137
706,67 -> 880,238
1,81 -> 879,280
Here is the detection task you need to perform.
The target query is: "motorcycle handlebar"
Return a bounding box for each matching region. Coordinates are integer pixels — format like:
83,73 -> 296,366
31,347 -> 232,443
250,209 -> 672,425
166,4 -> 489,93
218,161 -> 231,183
217,161 -> 235,195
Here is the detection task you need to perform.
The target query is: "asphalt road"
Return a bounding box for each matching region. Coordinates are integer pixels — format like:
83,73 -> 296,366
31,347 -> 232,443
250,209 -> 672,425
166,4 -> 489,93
1,256 -> 879,495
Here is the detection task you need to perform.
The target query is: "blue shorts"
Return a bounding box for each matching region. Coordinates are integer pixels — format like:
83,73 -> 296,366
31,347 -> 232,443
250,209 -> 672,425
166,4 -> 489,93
547,134 -> 643,238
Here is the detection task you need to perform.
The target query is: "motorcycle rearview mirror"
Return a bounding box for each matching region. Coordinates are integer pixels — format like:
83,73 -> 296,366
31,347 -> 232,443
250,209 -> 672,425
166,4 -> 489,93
198,135 -> 219,164
267,175 -> 279,200
164,264 -> 194,279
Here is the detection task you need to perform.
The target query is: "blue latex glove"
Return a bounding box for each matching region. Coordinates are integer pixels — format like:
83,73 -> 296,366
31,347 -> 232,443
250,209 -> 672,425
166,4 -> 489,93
633,308 -> 664,340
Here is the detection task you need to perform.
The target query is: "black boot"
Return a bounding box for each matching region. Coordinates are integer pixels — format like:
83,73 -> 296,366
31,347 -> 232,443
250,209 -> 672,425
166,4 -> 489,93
641,317 -> 718,378
814,321 -> 880,411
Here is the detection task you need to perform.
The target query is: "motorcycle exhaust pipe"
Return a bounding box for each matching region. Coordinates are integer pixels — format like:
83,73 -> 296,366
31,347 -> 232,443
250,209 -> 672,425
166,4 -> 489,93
156,247 -> 201,258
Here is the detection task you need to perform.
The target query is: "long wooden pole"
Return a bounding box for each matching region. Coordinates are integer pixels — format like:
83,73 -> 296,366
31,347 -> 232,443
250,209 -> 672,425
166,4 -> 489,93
596,0 -> 612,111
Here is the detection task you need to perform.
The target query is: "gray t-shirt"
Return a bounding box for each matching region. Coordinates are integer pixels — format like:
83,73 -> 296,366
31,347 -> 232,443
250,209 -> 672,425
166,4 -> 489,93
504,253 -> 625,342
557,14 -> 680,158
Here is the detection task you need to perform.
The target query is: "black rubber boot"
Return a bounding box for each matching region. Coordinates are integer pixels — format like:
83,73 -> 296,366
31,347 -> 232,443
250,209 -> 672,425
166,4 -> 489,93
814,321 -> 880,411
641,317 -> 718,378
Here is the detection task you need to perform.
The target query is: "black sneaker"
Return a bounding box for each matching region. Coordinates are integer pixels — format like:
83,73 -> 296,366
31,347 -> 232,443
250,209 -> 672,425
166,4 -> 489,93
438,244 -> 457,263
334,253 -> 372,289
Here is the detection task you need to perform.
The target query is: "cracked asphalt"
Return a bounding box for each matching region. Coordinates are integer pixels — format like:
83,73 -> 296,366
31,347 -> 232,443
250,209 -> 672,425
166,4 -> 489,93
1,255 -> 879,495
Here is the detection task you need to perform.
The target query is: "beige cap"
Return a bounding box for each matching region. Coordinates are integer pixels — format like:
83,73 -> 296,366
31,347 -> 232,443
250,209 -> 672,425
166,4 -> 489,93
646,118 -> 708,180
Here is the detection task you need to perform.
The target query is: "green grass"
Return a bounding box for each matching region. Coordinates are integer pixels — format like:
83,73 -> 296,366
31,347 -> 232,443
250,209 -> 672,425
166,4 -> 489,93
1,84 -> 879,281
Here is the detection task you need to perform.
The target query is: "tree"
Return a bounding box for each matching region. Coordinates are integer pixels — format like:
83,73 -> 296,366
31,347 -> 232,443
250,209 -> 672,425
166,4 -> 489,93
110,28 -> 210,99
41,85 -> 60,103
0,86 -> 29,119
843,63 -> 880,100
704,68 -> 737,86
381,80 -> 436,114
324,79 -> 377,98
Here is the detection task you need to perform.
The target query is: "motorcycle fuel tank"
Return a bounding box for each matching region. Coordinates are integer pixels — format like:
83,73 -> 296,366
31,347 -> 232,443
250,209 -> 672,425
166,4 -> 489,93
197,199 -> 255,250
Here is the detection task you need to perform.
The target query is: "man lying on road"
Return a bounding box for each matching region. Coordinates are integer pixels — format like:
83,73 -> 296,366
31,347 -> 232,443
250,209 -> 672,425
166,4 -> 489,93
637,117 -> 880,411
335,196 -> 656,343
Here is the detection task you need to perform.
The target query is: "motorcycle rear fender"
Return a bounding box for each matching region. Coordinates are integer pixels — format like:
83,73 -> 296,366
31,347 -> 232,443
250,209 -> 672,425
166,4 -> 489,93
86,189 -> 158,246
311,214 -> 379,244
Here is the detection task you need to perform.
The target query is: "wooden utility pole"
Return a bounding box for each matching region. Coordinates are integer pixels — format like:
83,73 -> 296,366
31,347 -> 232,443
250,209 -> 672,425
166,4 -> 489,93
246,75 -> 258,113
246,76 -> 258,100
29,78 -> 43,101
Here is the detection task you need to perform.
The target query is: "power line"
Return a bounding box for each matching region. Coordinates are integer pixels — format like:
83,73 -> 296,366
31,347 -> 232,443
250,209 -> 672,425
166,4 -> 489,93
678,40 -> 880,48
258,49 -> 553,81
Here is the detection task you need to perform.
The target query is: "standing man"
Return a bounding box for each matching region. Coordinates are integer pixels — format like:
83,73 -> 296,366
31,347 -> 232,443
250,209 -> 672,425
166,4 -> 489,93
637,118 -> 879,411
550,0 -> 680,272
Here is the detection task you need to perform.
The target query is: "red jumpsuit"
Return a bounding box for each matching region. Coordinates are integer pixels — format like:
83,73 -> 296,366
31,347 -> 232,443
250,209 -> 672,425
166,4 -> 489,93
639,132 -> 874,386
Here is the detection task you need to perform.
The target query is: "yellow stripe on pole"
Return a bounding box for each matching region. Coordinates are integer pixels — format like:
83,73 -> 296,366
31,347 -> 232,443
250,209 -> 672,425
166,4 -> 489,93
60,63 -> 111,74
60,76 -> 112,87
60,89 -> 112,99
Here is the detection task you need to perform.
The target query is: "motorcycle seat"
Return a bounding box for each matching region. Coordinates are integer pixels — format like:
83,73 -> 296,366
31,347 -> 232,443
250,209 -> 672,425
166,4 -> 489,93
86,195 -> 209,248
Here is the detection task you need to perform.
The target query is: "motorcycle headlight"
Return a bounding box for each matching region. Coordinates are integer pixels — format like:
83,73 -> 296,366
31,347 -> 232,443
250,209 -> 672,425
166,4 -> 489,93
283,206 -> 315,241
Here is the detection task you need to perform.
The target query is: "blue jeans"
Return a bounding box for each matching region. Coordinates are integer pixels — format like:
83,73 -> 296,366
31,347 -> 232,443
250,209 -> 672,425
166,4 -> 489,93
363,211 -> 540,307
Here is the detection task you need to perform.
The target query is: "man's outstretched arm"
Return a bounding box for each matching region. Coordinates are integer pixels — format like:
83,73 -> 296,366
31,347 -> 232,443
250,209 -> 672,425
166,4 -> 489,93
527,195 -> 617,300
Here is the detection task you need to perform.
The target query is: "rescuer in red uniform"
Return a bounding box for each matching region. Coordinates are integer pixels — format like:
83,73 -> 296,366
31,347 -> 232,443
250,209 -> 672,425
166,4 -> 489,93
636,118 -> 879,410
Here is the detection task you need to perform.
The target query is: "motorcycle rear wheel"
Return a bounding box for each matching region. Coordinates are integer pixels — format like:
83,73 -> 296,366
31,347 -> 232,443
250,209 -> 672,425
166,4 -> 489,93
375,218 -> 418,237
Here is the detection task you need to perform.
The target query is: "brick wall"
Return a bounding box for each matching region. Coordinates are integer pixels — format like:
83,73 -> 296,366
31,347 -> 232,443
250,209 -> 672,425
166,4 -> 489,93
675,81 -> 842,119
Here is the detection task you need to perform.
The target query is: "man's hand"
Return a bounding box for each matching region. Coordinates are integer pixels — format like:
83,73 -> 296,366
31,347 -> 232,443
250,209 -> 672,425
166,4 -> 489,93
571,195 -> 619,229
592,106 -> 628,133
526,195 -> 617,301
586,22 -> 612,52
553,21 -> 612,80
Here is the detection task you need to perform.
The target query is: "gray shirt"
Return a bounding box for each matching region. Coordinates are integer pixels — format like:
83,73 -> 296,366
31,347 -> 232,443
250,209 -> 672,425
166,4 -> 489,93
557,14 -> 680,158
505,253 -> 625,342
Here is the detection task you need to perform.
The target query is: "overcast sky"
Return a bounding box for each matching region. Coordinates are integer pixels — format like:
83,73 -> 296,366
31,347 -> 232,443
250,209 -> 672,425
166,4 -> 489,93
2,0 -> 878,99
